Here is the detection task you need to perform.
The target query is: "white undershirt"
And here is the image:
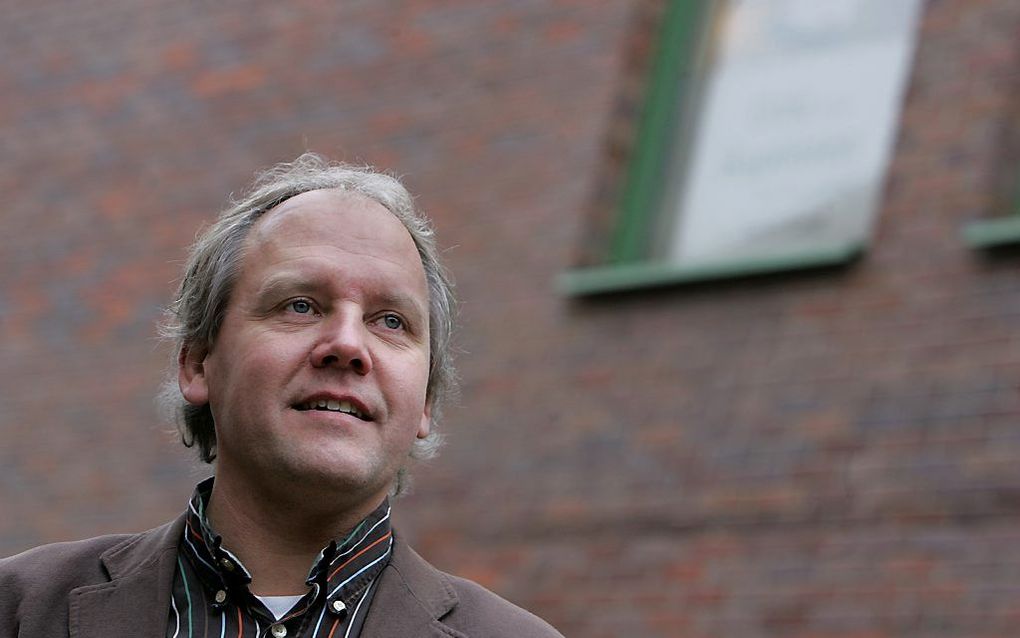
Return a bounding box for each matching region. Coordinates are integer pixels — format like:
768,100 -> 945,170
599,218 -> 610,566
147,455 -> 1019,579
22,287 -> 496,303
254,594 -> 304,621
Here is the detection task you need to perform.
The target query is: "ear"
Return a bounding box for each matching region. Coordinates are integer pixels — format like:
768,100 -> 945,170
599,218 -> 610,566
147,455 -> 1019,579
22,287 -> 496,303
178,344 -> 210,406
417,400 -> 432,439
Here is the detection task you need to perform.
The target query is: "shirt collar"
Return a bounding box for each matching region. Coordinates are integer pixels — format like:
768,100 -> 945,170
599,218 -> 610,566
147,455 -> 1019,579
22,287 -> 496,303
180,477 -> 394,615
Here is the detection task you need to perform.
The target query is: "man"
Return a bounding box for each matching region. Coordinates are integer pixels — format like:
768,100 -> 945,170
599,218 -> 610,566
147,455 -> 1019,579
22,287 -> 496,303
0,154 -> 563,637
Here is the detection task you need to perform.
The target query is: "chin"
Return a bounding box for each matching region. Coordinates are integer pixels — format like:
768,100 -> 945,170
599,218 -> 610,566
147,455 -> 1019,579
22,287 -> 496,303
291,461 -> 392,498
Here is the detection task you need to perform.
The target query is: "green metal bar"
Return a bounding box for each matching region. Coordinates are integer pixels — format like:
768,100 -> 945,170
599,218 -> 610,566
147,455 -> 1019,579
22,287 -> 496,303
1012,166 -> 1020,216
560,241 -> 864,296
960,168 -> 1020,249
962,217 -> 1020,249
609,0 -> 709,264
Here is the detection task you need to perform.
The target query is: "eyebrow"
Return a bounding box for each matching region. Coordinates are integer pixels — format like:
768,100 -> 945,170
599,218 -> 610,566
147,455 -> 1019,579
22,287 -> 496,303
253,273 -> 327,306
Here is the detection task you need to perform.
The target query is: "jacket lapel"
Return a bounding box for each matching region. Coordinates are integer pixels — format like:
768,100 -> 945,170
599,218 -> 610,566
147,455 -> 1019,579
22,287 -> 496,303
69,514 -> 185,638
361,535 -> 463,637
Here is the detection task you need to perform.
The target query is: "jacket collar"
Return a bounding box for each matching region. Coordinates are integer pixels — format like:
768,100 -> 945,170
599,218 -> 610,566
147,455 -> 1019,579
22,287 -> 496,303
361,533 -> 463,636
66,516 -> 463,637
69,513 -> 185,638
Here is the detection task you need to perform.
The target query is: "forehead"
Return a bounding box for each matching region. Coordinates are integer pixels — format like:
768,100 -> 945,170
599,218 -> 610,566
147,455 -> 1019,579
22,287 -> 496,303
241,188 -> 427,291
254,188 -> 408,246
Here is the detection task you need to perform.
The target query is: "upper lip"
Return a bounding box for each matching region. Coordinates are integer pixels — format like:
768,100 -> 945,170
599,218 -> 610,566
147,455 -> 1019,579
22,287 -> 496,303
292,393 -> 374,421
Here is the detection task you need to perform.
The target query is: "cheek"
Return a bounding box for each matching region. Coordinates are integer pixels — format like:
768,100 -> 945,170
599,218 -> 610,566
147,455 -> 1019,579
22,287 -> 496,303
396,353 -> 431,399
208,339 -> 297,405
379,358 -> 430,417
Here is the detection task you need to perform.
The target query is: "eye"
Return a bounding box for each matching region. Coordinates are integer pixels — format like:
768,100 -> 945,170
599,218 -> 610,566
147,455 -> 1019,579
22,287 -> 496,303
287,299 -> 313,314
381,313 -> 404,330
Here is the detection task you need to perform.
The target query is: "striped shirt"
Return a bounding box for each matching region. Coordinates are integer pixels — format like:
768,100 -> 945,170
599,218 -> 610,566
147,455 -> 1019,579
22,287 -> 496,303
166,478 -> 393,638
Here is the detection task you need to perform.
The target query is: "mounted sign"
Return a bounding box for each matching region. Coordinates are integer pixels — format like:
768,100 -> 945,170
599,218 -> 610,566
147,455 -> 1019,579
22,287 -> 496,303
659,0 -> 924,265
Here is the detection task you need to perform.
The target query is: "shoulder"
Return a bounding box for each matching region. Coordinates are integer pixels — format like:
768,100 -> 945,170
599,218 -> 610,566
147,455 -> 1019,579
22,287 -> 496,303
0,533 -> 136,633
385,537 -> 563,638
0,516 -> 183,634
0,533 -> 132,592
442,571 -> 565,638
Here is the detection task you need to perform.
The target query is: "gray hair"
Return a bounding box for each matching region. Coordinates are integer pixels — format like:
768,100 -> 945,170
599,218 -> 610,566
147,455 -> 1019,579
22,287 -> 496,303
159,153 -> 456,495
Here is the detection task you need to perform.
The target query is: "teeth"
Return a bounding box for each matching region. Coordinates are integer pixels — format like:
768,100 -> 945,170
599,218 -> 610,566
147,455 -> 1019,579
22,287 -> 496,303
302,399 -> 364,418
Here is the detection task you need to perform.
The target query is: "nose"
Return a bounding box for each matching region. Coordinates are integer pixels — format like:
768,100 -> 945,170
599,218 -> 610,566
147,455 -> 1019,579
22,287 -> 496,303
309,307 -> 373,374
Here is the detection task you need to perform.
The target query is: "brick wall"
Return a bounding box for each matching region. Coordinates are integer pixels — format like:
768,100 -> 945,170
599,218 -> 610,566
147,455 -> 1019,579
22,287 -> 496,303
2,1 -> 1019,635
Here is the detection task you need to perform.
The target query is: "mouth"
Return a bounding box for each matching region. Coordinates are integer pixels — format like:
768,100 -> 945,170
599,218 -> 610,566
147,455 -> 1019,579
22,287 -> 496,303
293,398 -> 372,421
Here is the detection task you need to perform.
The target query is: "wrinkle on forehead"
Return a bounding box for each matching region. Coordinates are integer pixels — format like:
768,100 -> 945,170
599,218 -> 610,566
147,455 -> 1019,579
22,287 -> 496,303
242,187 -> 429,300
252,189 -> 419,261
255,188 -> 401,240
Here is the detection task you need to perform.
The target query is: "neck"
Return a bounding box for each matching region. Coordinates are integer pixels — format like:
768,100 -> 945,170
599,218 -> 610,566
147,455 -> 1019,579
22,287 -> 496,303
206,471 -> 386,595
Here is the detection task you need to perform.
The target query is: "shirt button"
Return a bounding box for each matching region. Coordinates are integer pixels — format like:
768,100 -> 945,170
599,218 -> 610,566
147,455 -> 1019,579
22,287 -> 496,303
331,599 -> 347,614
219,557 -> 235,572
214,590 -> 227,604
270,624 -> 287,638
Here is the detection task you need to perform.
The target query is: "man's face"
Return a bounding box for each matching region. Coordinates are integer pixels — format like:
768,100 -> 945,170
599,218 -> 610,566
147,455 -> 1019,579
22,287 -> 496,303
179,189 -> 431,505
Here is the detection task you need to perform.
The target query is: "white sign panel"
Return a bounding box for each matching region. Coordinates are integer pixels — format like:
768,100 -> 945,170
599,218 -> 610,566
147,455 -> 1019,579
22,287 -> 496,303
665,0 -> 923,264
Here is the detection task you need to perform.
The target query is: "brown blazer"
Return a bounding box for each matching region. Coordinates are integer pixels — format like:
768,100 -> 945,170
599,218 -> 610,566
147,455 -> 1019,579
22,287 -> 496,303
0,515 -> 563,637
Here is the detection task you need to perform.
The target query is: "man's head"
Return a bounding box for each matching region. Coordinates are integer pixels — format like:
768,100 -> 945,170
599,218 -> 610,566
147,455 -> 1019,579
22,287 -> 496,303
161,153 -> 455,496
